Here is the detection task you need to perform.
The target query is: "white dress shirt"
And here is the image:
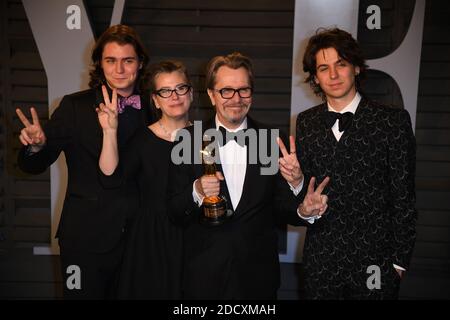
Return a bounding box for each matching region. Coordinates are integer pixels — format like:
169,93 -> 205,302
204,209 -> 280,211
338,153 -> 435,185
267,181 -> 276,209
215,117 -> 248,210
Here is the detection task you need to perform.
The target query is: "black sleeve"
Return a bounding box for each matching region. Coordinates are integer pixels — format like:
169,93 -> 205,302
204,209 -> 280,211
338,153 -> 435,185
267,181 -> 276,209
166,138 -> 201,225
295,113 -> 314,189
273,131 -> 309,227
388,109 -> 417,269
294,113 -> 319,227
17,95 -> 75,174
98,132 -> 143,189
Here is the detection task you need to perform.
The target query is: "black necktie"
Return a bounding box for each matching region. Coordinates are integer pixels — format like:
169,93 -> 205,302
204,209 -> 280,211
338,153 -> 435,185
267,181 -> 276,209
218,126 -> 247,147
323,111 -> 353,132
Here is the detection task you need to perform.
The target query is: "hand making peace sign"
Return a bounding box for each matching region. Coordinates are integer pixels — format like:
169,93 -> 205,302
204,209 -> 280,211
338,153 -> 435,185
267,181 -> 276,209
277,135 -> 330,218
16,107 -> 46,147
96,85 -> 118,131
299,176 -> 330,218
277,135 -> 303,187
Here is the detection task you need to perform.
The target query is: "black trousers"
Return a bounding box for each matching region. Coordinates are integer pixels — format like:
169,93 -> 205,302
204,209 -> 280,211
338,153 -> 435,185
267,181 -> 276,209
59,239 -> 125,300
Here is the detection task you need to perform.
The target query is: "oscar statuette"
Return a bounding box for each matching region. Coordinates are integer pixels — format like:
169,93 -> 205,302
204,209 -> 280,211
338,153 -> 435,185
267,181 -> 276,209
200,139 -> 233,226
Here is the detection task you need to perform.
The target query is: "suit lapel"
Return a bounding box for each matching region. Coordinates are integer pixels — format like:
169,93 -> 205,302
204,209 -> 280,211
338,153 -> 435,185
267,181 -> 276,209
78,89 -> 103,157
338,97 -> 370,147
233,153 -> 258,215
318,98 -> 370,148
232,116 -> 258,215
139,93 -> 155,126
316,103 -> 339,147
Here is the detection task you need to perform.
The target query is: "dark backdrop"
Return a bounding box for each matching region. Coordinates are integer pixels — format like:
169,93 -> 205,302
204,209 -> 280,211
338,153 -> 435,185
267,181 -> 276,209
0,0 -> 449,299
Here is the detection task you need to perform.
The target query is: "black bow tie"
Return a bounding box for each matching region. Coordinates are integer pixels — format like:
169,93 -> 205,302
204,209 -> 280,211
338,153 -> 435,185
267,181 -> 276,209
323,111 -> 354,132
218,126 -> 247,147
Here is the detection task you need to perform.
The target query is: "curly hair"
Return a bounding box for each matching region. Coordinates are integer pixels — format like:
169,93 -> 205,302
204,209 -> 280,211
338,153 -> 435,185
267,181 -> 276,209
88,24 -> 149,92
303,28 -> 368,99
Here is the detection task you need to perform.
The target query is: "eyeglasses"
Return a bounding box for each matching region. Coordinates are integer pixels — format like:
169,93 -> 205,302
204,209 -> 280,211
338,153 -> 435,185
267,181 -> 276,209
155,84 -> 191,98
214,87 -> 252,99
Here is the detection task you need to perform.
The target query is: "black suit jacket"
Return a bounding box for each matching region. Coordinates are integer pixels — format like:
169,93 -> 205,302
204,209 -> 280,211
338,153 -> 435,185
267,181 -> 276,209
167,116 -> 303,299
17,88 -> 154,253
296,97 -> 417,276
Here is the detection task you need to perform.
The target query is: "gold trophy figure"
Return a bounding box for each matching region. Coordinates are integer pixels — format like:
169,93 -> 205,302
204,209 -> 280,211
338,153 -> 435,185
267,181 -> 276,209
200,140 -> 231,226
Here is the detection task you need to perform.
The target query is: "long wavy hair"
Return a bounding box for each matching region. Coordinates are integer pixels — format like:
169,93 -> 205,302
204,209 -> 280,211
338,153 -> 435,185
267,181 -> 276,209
303,28 -> 368,100
88,24 -> 149,92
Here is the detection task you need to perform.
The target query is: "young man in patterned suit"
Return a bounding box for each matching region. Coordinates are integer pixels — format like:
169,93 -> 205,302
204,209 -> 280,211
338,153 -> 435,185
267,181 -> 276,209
292,28 -> 417,299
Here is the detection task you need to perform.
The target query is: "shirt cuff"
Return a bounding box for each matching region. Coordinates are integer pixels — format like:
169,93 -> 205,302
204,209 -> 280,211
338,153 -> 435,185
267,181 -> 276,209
393,264 -> 406,271
297,208 -> 321,224
26,144 -> 45,155
288,177 -> 304,196
192,180 -> 204,207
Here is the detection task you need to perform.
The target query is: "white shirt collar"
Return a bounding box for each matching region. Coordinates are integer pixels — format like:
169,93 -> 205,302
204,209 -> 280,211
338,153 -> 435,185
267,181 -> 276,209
215,115 -> 248,132
327,92 -> 361,114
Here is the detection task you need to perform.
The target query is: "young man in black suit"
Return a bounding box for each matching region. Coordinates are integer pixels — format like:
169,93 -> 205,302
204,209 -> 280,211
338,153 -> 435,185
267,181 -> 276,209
167,52 -> 329,299
15,25 -> 154,299
294,28 -> 417,299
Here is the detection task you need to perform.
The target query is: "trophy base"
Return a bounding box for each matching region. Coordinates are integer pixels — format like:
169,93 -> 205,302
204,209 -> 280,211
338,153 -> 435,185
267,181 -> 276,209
200,209 -> 233,226
200,196 -> 233,226
201,198 -> 233,226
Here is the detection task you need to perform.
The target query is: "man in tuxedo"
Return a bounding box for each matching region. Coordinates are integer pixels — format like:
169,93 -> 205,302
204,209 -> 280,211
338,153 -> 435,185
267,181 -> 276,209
167,52 -> 329,299
295,28 -> 417,299
16,25 -> 154,299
